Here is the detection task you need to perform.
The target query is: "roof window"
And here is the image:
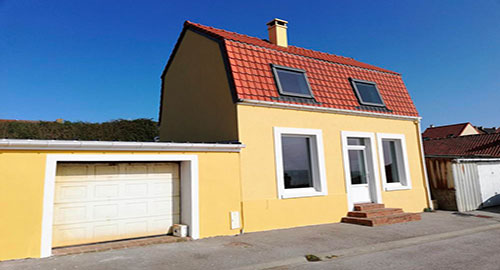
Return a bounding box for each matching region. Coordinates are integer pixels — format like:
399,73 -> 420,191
349,78 -> 385,107
271,64 -> 313,98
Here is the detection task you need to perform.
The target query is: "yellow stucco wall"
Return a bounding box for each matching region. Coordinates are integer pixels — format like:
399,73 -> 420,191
237,104 -> 429,232
0,150 -> 241,261
159,29 -> 238,142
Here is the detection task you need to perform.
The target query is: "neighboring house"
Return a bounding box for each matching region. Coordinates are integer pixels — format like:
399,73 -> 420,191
424,131 -> 500,211
475,126 -> 499,134
159,19 -> 430,231
422,122 -> 480,140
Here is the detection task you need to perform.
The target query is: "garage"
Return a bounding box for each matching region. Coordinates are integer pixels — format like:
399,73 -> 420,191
52,162 -> 180,247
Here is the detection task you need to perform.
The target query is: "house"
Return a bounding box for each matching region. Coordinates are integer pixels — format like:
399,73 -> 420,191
422,122 -> 480,140
0,19 -> 432,261
424,129 -> 500,211
159,19 -> 431,231
475,126 -> 499,134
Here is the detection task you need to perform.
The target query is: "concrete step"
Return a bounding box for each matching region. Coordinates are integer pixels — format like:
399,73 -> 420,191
353,203 -> 385,211
347,208 -> 404,218
341,213 -> 422,227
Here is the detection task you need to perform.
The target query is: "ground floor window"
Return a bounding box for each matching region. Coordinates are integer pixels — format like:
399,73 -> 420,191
377,133 -> 412,190
274,127 -> 327,199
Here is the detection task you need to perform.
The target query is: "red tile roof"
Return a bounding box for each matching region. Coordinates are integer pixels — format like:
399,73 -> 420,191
184,21 -> 419,117
0,119 -> 39,123
424,133 -> 500,158
422,123 -> 476,139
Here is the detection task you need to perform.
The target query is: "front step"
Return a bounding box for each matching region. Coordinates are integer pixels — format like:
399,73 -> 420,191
354,203 -> 385,211
342,203 -> 421,226
347,208 -> 404,218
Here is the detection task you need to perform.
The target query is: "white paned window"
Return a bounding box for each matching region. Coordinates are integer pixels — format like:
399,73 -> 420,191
274,127 -> 327,199
377,133 -> 412,191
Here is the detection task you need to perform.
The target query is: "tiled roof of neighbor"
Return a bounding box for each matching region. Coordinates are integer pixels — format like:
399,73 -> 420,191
422,123 -> 473,139
184,21 -> 419,117
423,133 -> 500,158
0,119 -> 40,123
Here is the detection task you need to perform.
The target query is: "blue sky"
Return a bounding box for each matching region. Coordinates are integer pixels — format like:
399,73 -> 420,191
1,0 -> 499,129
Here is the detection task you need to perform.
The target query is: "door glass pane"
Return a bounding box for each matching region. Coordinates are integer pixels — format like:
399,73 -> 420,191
348,149 -> 368,185
382,140 -> 400,183
347,138 -> 365,146
282,136 -> 313,189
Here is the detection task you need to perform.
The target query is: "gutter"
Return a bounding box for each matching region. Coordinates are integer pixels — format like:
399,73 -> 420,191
454,158 -> 500,163
0,139 -> 246,152
239,99 -> 421,121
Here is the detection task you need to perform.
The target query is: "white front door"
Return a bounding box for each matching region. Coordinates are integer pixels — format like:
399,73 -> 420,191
348,148 -> 371,203
345,137 -> 374,204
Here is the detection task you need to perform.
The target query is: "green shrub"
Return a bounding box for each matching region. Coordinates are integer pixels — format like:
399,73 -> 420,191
0,119 -> 159,142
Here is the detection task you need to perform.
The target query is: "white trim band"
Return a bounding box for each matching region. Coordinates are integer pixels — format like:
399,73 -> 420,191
0,139 -> 245,152
239,99 -> 421,121
454,158 -> 500,163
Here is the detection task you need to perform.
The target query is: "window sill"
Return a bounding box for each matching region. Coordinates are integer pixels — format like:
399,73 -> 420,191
280,188 -> 327,199
384,184 -> 411,191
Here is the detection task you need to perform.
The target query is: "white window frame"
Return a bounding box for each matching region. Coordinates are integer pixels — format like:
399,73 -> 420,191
376,133 -> 412,191
274,127 -> 327,199
341,131 -> 383,210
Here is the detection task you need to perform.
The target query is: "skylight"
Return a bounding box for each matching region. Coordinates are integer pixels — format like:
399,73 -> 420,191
271,65 -> 313,98
349,78 -> 385,107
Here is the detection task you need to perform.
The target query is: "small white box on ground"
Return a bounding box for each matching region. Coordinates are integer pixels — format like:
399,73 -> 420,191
230,211 -> 241,229
172,224 -> 188,237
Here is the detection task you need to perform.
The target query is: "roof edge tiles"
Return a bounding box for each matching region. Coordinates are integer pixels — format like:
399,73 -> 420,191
184,21 -> 400,76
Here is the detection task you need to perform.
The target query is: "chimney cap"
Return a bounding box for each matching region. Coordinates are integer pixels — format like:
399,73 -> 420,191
267,18 -> 288,27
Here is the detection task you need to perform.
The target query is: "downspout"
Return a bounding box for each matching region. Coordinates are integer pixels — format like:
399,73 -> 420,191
416,119 -> 434,210
238,149 -> 245,234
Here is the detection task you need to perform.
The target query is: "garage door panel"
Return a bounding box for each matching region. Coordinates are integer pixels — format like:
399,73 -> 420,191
53,226 -> 87,246
151,217 -> 177,234
152,180 -> 180,196
56,184 -> 89,201
57,165 -> 91,179
53,162 -> 180,247
54,205 -> 88,224
93,204 -> 119,220
94,184 -> 120,198
124,182 -> 149,197
95,164 -> 120,177
152,198 -> 180,215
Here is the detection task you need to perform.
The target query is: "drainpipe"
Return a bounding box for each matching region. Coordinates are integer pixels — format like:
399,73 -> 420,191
416,119 -> 434,210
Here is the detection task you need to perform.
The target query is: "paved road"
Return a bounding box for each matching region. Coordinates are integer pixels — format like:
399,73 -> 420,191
1,209 -> 500,270
288,229 -> 500,270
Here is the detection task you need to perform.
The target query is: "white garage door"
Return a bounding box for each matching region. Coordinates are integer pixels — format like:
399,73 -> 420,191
478,163 -> 500,208
53,162 -> 180,247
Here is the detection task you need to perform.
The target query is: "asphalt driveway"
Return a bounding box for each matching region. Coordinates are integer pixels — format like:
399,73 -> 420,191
2,208 -> 500,270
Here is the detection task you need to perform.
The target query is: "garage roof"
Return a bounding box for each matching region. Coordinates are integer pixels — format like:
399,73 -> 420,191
423,133 -> 500,158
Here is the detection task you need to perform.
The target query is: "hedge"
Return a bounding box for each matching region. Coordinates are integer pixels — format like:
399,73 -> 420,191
0,119 -> 159,142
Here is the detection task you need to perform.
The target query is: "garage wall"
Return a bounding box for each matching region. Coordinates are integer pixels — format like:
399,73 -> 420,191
0,150 -> 241,261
